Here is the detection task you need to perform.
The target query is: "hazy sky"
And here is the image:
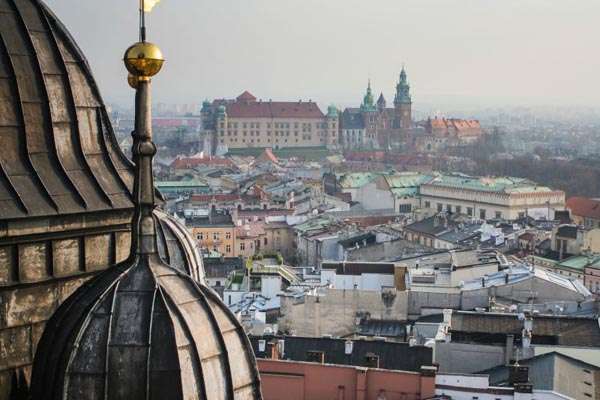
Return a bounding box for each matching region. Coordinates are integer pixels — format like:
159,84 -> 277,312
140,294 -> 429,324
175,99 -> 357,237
45,0 -> 600,109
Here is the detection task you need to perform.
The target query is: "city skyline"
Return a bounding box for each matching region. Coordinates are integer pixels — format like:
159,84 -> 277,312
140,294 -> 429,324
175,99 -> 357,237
45,0 -> 600,109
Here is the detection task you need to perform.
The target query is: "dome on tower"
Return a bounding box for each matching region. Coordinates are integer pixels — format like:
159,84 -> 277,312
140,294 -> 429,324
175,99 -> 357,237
29,1 -> 262,397
0,0 -> 204,282
31,250 -> 260,399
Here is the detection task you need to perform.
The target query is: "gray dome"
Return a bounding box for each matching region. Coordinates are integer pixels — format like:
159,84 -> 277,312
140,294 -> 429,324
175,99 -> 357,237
155,209 -> 205,283
30,252 -> 260,399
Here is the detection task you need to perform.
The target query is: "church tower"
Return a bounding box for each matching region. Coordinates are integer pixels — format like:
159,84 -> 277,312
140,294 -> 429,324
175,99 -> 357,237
394,67 -> 412,131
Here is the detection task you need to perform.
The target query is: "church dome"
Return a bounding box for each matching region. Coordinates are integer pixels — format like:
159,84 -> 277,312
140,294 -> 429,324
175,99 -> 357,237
0,0 -> 135,220
155,209 -> 205,283
0,0 -> 205,283
30,251 -> 260,399
29,0 -> 262,397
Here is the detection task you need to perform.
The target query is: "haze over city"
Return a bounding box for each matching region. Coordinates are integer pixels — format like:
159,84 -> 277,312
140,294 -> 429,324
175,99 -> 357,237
46,0 -> 600,108
5,1 -> 600,399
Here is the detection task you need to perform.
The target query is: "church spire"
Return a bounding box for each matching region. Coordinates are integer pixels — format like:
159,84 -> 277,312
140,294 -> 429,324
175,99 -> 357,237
361,79 -> 376,112
394,66 -> 411,106
125,0 -> 165,256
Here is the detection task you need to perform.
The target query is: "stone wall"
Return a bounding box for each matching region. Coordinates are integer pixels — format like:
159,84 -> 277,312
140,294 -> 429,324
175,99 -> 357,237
0,212 -> 131,400
279,288 -> 408,337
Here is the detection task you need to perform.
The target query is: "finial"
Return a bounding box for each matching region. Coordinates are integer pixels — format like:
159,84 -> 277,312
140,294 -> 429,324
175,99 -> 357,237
125,1 -> 165,257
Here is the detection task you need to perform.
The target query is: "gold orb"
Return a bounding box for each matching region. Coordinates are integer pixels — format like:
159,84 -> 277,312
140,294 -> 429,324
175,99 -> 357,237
127,73 -> 139,89
123,41 -> 164,78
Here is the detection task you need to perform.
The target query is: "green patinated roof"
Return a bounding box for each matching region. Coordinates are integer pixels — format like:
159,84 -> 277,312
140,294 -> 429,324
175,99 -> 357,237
391,187 -> 419,198
426,174 -> 553,194
327,105 -> 339,117
294,217 -> 332,234
156,179 -> 209,188
338,172 -> 379,189
557,255 -> 600,271
384,172 -> 434,189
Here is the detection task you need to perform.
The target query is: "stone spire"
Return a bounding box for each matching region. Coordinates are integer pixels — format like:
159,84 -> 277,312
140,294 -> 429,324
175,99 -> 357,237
377,92 -> 387,111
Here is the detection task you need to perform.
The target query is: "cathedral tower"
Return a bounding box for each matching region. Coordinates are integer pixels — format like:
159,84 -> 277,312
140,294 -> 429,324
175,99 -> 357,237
394,67 -> 412,131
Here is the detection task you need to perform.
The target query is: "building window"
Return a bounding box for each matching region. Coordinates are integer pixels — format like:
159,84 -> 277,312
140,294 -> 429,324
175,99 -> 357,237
240,242 -> 245,251
264,238 -> 268,245
437,203 -> 443,212
398,204 -> 412,213
213,232 -> 219,240
196,233 -> 203,240
226,232 -> 231,239
226,244 -> 231,253
467,207 -> 473,216
424,201 -> 431,208
480,209 -> 486,220
456,205 -> 462,214
495,211 -> 502,219
446,204 -> 452,212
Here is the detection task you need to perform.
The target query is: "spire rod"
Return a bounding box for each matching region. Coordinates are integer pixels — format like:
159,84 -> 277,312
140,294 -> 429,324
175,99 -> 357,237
131,78 -> 157,255
125,2 -> 165,257
139,0 -> 146,42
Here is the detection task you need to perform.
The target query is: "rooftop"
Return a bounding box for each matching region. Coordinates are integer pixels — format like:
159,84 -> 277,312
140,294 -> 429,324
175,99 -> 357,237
424,174 -> 556,194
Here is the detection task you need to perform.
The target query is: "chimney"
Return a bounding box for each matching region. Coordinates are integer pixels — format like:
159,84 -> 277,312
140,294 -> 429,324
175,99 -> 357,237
267,340 -> 279,360
509,361 -> 533,394
505,334 -> 514,365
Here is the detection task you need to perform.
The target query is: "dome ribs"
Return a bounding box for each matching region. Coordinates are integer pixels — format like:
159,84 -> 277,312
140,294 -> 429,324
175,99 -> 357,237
0,0 -> 137,220
0,0 -> 59,216
28,0 -> 116,210
6,0 -> 91,214
160,269 -> 235,399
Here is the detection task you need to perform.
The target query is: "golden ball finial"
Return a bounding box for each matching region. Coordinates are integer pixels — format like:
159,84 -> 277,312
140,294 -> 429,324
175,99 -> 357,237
124,42 -> 164,78
127,73 -> 139,89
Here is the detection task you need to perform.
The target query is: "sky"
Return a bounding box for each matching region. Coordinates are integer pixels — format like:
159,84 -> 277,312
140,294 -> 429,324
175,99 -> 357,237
45,0 -> 600,110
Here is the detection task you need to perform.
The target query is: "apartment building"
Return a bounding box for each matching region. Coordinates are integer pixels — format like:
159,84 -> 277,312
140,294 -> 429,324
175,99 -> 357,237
420,174 -> 565,220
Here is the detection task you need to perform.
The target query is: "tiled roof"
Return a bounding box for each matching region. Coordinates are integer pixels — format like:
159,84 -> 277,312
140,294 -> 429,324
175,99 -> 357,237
566,197 -> 600,219
236,90 -> 257,102
170,156 -> 233,169
225,99 -> 325,119
425,174 -> 554,194
338,173 -> 379,189
189,193 -> 241,202
341,109 -> 365,129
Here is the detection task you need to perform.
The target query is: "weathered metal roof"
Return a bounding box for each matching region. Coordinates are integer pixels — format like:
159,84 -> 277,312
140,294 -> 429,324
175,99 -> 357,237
155,209 -> 205,283
0,0 -> 134,220
30,254 -> 261,399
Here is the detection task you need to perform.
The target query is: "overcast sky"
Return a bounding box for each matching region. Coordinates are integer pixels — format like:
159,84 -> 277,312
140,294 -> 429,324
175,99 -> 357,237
45,0 -> 600,109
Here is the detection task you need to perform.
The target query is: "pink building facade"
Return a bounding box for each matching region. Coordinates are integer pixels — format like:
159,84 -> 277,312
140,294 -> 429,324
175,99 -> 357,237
257,359 -> 436,400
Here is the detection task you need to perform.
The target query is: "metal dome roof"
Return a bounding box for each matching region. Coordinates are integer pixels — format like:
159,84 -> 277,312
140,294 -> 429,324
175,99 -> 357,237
28,0 -> 262,396
30,252 -> 260,399
0,0 -> 135,220
155,209 -> 205,283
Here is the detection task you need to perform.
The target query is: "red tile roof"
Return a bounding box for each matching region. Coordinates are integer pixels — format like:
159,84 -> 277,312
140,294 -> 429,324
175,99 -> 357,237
189,193 -> 241,203
256,148 -> 280,165
237,90 -> 257,102
566,197 -> 600,219
224,99 -> 324,119
170,156 -> 233,169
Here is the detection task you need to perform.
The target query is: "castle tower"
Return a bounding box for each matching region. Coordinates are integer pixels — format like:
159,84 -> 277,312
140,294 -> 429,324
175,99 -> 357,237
377,92 -> 387,112
394,67 -> 412,131
360,81 -> 378,147
326,105 -> 339,149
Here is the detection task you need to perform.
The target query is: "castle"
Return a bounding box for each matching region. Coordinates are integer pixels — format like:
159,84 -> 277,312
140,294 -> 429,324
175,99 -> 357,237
201,68 -> 483,153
